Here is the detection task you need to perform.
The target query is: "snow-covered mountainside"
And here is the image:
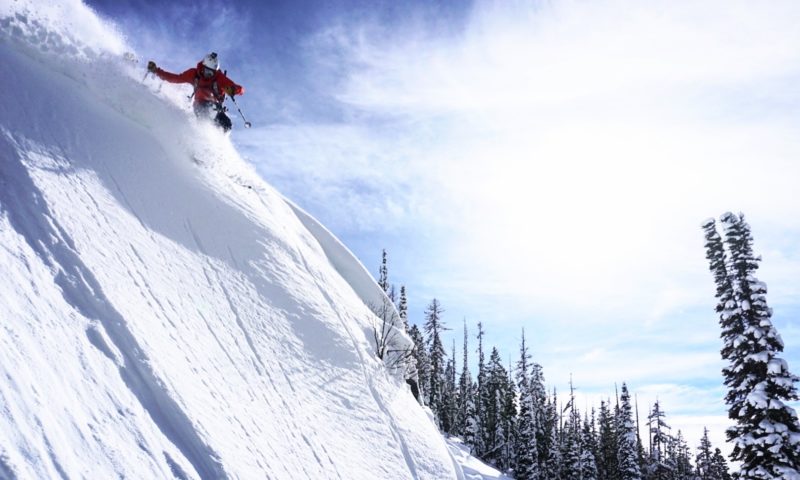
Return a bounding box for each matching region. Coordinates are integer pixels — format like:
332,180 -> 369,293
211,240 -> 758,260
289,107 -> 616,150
0,2 -> 460,478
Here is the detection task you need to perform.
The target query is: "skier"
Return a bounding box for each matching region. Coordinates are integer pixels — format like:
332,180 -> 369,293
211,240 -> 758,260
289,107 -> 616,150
147,52 -> 245,132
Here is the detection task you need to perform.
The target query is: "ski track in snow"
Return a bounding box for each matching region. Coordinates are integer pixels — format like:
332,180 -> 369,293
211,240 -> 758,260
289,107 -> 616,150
0,136 -> 227,479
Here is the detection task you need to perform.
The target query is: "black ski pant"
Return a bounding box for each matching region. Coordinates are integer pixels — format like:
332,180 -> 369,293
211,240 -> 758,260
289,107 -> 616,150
193,101 -> 232,132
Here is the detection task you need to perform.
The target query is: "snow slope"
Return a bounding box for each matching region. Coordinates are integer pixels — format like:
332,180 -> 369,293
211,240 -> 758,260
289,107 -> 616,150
0,2 -> 458,478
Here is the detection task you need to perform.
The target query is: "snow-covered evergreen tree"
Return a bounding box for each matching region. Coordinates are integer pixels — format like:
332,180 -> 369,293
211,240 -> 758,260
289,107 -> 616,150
456,319 -> 472,437
695,427 -> 714,480
515,330 -> 540,480
378,249 -> 389,293
672,430 -> 694,480
544,392 -> 562,479
475,321 -> 487,457
618,383 -> 642,480
409,324 -> 429,404
501,365 -> 518,472
582,412 -> 599,480
561,381 -> 582,479
464,380 -> 481,452
441,342 -> 458,434
424,298 -> 447,427
398,285 -> 408,333
710,448 -> 731,480
530,362 -> 549,469
647,400 -> 673,480
483,347 -> 509,467
704,214 -> 800,478
598,399 -> 619,480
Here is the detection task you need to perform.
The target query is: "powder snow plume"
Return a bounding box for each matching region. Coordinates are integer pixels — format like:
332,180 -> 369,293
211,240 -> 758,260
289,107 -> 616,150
0,1 -> 459,478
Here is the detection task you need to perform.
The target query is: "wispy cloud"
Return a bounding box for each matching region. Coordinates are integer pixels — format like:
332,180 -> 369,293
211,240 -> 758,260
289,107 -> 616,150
291,0 -> 800,318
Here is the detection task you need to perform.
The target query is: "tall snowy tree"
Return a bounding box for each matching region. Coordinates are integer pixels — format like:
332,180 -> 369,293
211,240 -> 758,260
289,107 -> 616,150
696,427 -> 714,480
515,330 -> 540,480
483,347 -> 510,467
704,214 -> 800,478
544,393 -> 562,480
561,380 -> 582,480
598,399 -> 619,480
474,321 -> 487,457
646,400 -> 673,480
424,298 -> 447,426
440,341 -> 458,434
581,412 -> 599,480
456,319 -> 472,437
710,448 -> 731,480
672,430 -> 694,479
617,383 -> 642,480
501,364 -> 518,472
378,249 -> 389,293
408,324 -> 429,404
398,285 -> 408,333
464,380 -> 480,452
530,362 -> 549,469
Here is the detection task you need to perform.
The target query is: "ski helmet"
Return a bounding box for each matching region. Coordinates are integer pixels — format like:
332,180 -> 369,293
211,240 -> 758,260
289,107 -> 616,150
201,52 -> 219,71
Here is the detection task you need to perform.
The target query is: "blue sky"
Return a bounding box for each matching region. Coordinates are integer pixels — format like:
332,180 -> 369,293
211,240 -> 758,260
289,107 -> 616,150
86,0 -> 800,452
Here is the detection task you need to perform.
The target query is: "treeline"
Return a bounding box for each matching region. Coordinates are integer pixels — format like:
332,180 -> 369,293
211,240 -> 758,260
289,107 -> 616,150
374,250 -> 732,479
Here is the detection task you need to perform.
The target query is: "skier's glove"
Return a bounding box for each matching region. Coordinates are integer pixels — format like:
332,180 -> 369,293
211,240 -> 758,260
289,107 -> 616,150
224,86 -> 237,97
147,61 -> 157,73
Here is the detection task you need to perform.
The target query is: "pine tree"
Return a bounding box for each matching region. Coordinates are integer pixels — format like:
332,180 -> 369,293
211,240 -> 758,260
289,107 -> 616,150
515,329 -> 540,480
647,400 -> 673,480
456,319 -> 472,437
672,430 -> 694,479
544,393 -> 562,480
474,321 -> 487,457
483,347 -> 509,467
501,365 -> 518,472
635,396 -> 646,477
464,380 -> 480,452
581,412 -> 599,480
408,324 -> 429,404
561,380 -> 582,480
710,448 -> 731,480
598,399 -> 619,480
704,214 -> 800,478
440,340 -> 458,435
696,427 -> 714,480
378,249 -> 389,293
424,299 -> 447,427
398,285 -> 408,333
617,383 -> 642,480
530,362 -> 548,469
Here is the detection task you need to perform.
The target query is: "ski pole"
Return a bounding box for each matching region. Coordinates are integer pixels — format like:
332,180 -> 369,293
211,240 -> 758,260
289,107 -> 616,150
229,96 -> 252,128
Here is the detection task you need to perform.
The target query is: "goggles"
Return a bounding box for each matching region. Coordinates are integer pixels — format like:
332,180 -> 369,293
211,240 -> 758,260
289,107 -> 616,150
202,66 -> 216,78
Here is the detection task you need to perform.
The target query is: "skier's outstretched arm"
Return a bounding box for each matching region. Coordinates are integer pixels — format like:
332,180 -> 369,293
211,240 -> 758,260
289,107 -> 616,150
147,62 -> 196,85
155,68 -> 196,85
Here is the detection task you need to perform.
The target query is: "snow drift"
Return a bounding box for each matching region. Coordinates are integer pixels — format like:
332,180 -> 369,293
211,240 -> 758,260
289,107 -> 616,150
0,1 -> 457,478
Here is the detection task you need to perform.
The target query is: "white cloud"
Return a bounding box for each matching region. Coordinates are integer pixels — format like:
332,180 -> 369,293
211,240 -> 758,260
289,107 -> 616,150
296,0 -> 800,322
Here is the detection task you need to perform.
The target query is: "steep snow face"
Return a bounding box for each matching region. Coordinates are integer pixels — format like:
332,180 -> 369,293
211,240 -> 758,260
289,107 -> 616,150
0,2 -> 455,479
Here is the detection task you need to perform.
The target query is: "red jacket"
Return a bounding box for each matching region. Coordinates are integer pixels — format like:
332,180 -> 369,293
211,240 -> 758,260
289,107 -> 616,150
154,62 -> 244,104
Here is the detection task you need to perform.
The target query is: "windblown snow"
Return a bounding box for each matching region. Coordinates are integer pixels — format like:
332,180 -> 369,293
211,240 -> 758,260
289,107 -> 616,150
0,1 -> 468,478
